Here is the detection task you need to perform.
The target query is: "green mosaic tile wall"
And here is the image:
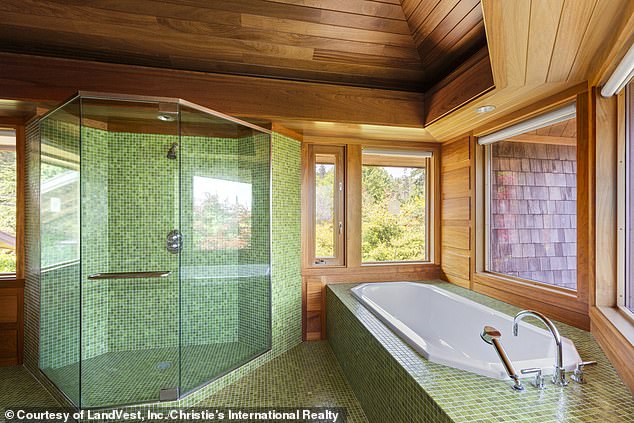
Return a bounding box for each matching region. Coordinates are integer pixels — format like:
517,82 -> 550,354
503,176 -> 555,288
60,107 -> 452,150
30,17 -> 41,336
25,109 -> 302,409
327,281 -> 634,423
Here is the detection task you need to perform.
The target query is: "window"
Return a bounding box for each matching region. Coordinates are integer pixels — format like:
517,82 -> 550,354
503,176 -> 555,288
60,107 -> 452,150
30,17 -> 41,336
310,145 -> 344,266
192,176 -> 252,251
361,149 -> 430,263
485,109 -> 577,290
0,129 -> 16,275
625,85 -> 634,314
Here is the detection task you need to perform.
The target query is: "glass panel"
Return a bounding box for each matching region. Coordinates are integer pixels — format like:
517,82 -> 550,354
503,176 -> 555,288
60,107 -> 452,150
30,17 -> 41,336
487,116 -> 577,290
79,98 -> 180,407
626,86 -> 634,314
0,129 -> 16,274
315,156 -> 336,258
179,106 -> 271,394
361,164 -> 427,262
39,99 -> 81,406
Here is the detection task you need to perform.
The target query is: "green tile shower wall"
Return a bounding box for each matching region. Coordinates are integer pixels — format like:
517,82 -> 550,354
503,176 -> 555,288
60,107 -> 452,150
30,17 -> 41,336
25,115 -> 302,408
173,131 -> 303,406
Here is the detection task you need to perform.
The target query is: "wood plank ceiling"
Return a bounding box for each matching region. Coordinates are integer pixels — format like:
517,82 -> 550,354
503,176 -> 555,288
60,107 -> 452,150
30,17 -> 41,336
424,0 -> 634,141
0,0 -> 487,91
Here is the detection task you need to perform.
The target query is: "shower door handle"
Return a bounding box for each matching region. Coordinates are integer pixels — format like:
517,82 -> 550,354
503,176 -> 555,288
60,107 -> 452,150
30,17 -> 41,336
88,271 -> 172,280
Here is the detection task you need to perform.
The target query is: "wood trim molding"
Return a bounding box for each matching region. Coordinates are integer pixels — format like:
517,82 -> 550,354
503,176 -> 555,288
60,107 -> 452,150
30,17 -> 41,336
15,125 -> 25,280
590,306 -> 634,394
424,48 -> 495,125
473,81 -> 588,137
0,52 -> 426,127
472,272 -> 590,329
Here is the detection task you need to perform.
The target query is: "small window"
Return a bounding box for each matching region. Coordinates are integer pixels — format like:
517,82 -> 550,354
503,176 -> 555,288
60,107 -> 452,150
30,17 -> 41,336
485,108 -> 577,290
192,176 -> 253,251
625,85 -> 634,314
0,129 -> 16,275
361,149 -> 430,263
310,145 -> 344,266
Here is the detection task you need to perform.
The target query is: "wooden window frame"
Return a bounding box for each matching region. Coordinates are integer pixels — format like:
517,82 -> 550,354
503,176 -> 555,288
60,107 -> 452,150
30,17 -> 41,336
304,144 -> 345,267
482,109 -> 577,292
591,85 -> 634,393
615,85 -> 634,326
360,152 -> 432,264
0,124 -> 24,281
472,90 -> 590,330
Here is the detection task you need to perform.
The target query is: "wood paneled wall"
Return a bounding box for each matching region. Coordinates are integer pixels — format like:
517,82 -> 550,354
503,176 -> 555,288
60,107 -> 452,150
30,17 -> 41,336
0,279 -> 24,366
440,136 -> 473,288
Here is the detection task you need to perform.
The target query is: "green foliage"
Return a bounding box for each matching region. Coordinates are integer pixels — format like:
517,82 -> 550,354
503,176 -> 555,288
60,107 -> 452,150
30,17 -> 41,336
312,161 -> 427,262
0,151 -> 16,237
0,249 -> 15,273
315,164 -> 335,257
193,193 -> 251,250
361,166 -> 426,262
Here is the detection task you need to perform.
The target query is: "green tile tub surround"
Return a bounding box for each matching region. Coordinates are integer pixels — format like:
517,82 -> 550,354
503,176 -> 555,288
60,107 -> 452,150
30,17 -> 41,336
24,125 -> 302,408
327,281 -> 634,423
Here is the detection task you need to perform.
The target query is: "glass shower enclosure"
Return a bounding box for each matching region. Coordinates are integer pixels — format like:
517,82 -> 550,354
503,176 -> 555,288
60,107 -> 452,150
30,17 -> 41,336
32,92 -> 271,408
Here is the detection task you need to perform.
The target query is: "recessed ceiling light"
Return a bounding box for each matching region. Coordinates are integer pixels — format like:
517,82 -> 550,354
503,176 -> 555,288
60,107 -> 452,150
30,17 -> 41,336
475,105 -> 496,114
157,113 -> 176,122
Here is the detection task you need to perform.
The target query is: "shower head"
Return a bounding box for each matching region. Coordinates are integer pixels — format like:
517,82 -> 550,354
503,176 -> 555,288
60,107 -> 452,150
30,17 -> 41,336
167,142 -> 178,160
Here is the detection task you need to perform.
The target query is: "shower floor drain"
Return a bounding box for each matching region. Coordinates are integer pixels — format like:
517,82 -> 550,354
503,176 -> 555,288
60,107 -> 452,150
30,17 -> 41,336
156,361 -> 172,370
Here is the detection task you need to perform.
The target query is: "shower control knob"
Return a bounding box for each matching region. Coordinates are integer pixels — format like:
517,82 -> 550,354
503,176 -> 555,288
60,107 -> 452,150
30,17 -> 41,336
166,230 -> 183,254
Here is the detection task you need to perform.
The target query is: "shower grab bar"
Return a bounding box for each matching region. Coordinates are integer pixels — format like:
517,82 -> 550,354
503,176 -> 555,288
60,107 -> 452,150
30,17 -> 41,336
88,271 -> 172,280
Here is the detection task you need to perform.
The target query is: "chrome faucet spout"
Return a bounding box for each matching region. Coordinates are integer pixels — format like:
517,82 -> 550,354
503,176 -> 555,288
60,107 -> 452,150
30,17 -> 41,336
513,310 -> 567,386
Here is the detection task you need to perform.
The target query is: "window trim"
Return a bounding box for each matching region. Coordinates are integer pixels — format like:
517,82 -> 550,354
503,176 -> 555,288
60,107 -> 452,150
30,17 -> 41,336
617,84 -> 634,322
305,144 -> 345,267
482,131 -> 578,292
360,152 -> 431,264
472,91 -> 590,329
0,125 -> 21,279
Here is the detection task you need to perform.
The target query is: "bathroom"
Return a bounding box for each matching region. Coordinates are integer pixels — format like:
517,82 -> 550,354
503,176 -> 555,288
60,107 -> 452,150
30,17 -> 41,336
0,1 -> 633,422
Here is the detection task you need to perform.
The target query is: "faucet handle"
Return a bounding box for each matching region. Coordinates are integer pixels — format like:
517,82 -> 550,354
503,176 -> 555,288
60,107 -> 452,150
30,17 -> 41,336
521,367 -> 545,389
571,360 -> 597,384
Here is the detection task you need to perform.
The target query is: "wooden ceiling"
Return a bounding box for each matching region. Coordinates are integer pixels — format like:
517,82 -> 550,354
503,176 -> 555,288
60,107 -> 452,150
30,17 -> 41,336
424,0 -> 634,141
0,0 -> 487,91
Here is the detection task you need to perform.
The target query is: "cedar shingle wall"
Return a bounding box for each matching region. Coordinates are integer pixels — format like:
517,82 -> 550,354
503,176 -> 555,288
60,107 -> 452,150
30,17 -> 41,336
490,141 -> 577,290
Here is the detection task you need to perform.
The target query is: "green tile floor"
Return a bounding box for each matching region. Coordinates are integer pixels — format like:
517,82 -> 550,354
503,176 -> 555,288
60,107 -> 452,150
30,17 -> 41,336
43,342 -> 264,407
0,342 -> 367,422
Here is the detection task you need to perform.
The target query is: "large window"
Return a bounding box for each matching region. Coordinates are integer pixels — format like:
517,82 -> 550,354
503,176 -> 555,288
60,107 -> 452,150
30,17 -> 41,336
361,149 -> 429,263
485,109 -> 577,290
625,85 -> 634,314
0,129 -> 16,275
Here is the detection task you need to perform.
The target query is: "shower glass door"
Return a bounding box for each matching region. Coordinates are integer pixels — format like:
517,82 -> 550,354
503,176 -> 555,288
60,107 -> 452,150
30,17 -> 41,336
80,98 -> 181,407
179,105 -> 271,395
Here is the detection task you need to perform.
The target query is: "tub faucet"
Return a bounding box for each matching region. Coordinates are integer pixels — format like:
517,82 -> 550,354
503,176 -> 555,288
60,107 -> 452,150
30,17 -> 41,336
481,325 -> 524,391
513,310 -> 567,387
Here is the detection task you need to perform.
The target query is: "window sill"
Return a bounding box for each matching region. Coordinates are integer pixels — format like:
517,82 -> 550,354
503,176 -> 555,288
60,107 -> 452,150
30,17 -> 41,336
597,306 -> 634,348
0,277 -> 24,288
361,261 -> 432,267
472,271 -> 589,329
477,270 -> 579,298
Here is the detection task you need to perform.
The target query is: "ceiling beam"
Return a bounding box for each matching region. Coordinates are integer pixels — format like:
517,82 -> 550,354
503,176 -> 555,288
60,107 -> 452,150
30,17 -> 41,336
0,52 -> 426,127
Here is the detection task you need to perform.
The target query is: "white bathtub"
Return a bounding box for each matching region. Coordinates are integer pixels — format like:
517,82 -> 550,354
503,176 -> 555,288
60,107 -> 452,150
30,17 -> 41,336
351,282 -> 581,380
